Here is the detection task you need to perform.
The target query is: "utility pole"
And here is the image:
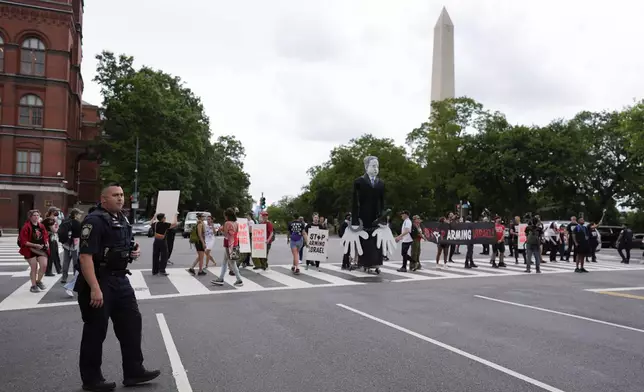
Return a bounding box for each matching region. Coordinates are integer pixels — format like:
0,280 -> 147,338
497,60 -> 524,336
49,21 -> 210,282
133,136 -> 140,222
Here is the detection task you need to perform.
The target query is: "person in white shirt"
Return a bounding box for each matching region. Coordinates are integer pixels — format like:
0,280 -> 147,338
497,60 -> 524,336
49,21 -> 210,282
395,210 -> 414,272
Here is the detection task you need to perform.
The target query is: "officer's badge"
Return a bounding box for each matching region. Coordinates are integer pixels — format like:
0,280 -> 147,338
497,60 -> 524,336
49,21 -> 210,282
81,224 -> 93,239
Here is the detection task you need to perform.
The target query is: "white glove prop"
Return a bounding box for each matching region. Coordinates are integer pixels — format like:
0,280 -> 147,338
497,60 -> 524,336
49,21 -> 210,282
342,224 -> 369,256
373,223 -> 397,257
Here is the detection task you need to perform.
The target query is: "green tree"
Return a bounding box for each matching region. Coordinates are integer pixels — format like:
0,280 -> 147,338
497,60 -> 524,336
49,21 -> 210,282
93,51 -> 252,216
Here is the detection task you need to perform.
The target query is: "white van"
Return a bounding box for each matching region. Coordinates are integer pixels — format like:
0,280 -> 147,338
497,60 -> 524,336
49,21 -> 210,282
183,211 -> 211,238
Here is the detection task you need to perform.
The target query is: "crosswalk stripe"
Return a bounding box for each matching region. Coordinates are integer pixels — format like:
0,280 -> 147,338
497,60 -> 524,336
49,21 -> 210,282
293,268 -> 365,286
127,270 -> 152,299
249,268 -> 313,289
0,262 -> 28,266
166,270 -> 212,295
0,274 -> 61,311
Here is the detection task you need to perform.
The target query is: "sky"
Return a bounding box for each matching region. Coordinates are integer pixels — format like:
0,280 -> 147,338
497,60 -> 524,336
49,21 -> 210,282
81,0 -> 644,206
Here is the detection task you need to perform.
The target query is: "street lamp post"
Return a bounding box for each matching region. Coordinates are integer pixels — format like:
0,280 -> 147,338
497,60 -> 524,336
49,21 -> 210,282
133,136 -> 139,222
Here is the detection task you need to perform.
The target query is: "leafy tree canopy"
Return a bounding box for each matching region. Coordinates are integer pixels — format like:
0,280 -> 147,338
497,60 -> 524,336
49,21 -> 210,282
93,51 -> 251,218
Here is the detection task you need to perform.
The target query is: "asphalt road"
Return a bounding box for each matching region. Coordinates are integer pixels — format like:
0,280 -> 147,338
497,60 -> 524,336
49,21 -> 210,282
1,235 -> 644,392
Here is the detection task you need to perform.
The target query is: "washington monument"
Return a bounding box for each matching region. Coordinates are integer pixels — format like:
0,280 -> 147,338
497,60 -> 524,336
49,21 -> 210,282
430,7 -> 455,103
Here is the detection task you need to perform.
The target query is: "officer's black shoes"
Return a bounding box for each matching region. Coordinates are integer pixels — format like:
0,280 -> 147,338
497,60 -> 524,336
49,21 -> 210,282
123,369 -> 161,387
82,380 -> 117,391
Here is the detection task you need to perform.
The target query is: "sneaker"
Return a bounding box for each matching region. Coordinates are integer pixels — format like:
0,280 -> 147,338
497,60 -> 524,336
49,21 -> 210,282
30,285 -> 40,293
574,268 -> 580,273
397,267 -> 407,272
66,289 -> 74,297
536,269 -> 541,274
234,280 -> 243,287
470,263 -> 478,268
187,268 -> 196,275
60,279 -> 67,284
498,262 -> 507,268
291,266 -> 296,272
294,268 -> 300,275
211,279 -> 224,286
443,264 -> 449,269
36,281 -> 46,290
82,380 -> 117,391
198,271 -> 207,276
580,268 -> 589,273
123,369 -> 161,387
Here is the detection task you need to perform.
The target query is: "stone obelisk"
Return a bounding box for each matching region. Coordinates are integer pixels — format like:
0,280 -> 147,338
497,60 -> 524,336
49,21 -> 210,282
430,7 -> 455,103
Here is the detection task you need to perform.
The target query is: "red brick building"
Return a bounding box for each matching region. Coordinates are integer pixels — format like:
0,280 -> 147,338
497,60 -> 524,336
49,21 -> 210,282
0,0 -> 100,230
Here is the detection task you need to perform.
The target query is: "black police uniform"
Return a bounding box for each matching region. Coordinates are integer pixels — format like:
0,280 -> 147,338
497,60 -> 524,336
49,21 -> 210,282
75,204 -> 158,390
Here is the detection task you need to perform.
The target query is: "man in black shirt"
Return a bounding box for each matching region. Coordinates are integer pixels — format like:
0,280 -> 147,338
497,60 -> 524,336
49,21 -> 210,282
617,224 -> 633,264
573,218 -> 589,272
565,216 -> 578,261
61,208 -> 83,284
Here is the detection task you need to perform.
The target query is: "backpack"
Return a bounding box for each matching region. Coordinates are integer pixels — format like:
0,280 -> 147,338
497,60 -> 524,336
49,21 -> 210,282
410,224 -> 420,239
526,226 -> 540,245
189,223 -> 200,244
57,219 -> 72,245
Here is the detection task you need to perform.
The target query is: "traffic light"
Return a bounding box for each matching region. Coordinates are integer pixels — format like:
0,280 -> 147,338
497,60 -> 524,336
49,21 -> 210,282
260,197 -> 266,210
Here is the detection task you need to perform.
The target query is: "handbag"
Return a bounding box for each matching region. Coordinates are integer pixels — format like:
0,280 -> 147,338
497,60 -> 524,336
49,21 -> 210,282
228,245 -> 240,261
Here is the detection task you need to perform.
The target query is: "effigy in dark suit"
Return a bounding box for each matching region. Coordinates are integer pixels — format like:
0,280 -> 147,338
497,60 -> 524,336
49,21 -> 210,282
351,156 -> 387,268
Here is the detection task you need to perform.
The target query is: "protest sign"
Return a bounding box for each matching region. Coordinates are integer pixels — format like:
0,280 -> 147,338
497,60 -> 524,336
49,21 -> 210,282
154,190 -> 180,220
251,224 -> 267,258
421,222 -> 496,245
518,224 -> 527,248
305,227 -> 329,262
236,218 -> 251,253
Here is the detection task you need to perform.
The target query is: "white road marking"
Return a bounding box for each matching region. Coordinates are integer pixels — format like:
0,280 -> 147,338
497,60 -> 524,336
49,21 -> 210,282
584,286 -> 644,292
0,274 -> 61,311
127,270 -> 152,299
474,295 -> 644,334
254,267 -> 313,289
166,270 -> 211,295
294,268 -> 365,286
0,262 -> 27,266
156,313 -> 193,392
336,304 -> 566,392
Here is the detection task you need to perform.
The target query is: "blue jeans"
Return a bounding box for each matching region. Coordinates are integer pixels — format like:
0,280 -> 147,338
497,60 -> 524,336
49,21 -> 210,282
526,245 -> 541,271
219,249 -> 242,282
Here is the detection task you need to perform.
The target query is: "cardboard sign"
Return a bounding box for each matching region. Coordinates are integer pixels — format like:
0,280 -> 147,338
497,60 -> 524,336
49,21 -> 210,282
251,224 -> 267,258
305,227 -> 329,262
154,190 -> 180,220
236,218 -> 251,253
518,224 -> 527,248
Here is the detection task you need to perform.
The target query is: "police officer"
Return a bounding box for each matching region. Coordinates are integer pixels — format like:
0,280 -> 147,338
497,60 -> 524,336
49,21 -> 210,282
75,182 -> 160,391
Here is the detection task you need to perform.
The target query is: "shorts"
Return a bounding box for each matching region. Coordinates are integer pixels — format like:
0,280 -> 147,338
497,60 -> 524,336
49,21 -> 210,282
290,238 -> 303,250
194,241 -> 205,252
493,243 -> 505,254
206,239 -> 215,250
576,243 -> 590,256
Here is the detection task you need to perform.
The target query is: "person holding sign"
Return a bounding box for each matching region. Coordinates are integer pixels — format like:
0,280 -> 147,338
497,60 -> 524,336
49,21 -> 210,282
150,213 -> 178,276
304,213 -> 321,270
211,208 -> 244,287
252,211 -> 273,270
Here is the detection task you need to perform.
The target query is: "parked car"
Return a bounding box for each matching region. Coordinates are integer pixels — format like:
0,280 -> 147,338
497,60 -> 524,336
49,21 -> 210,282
596,225 -> 623,248
132,220 -> 152,236
183,211 -> 211,238
633,233 -> 644,250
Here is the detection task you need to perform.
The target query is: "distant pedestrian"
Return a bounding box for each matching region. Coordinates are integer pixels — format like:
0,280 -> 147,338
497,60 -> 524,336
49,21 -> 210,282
211,208 -> 243,287
18,210 -> 50,293
252,211 -> 274,270
396,210 -> 414,272
150,213 -> 178,276
617,223 -> 633,264
572,218 -> 589,273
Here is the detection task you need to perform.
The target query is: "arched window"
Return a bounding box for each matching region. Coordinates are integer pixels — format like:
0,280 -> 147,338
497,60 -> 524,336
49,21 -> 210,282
0,35 -> 4,72
19,94 -> 44,127
20,37 -> 46,76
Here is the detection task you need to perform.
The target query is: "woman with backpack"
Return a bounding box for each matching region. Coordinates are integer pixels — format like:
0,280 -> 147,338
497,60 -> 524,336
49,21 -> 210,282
18,210 -> 50,293
188,213 -> 207,276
